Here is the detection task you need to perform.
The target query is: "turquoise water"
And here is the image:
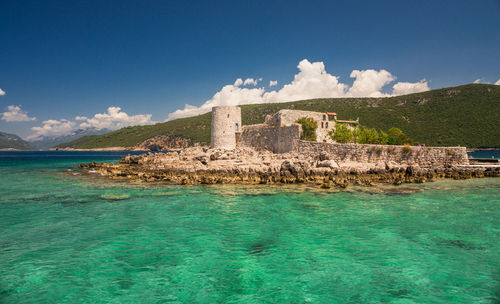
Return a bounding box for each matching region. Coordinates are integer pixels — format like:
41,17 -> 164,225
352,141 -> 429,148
1,152 -> 500,303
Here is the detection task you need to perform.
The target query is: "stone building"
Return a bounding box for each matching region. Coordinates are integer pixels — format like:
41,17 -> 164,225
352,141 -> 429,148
211,106 -> 242,149
210,106 -> 345,152
264,109 -> 337,143
209,106 -> 468,167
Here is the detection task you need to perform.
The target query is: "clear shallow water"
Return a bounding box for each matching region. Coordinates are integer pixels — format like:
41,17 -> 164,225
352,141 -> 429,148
1,152 -> 500,303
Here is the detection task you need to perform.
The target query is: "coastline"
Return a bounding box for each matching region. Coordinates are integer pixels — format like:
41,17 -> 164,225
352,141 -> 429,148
0,147 -> 144,152
52,147 -> 145,151
78,146 -> 500,188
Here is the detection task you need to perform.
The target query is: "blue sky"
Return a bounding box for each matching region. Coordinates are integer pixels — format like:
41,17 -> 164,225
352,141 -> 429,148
0,0 -> 499,139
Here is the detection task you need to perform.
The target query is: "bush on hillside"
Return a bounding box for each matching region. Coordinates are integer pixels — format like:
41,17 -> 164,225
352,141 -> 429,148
329,124 -> 412,145
378,131 -> 389,145
328,124 -> 353,143
387,127 -> 412,145
356,128 -> 380,144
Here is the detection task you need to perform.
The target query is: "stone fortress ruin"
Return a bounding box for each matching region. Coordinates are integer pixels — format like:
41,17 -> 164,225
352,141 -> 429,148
211,106 -> 358,152
82,106 -> 497,188
210,105 -> 469,168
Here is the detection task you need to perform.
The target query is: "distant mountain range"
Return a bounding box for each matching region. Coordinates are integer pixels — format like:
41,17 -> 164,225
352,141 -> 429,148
0,131 -> 36,150
0,128 -> 112,150
57,84 -> 500,149
29,128 -> 111,149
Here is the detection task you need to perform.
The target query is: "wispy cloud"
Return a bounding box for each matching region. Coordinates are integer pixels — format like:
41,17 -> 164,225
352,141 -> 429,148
1,105 -> 36,122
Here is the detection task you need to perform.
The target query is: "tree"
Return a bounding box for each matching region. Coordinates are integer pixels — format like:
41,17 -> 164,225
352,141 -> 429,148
378,131 -> 389,145
296,117 -> 318,141
330,124 -> 353,143
387,127 -> 412,145
356,128 -> 380,144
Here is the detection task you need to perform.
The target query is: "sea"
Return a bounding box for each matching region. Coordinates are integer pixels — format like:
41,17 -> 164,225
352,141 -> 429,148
0,151 -> 499,303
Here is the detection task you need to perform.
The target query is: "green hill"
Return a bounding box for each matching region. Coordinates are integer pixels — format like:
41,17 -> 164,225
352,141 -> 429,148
58,84 -> 500,149
0,131 -> 36,150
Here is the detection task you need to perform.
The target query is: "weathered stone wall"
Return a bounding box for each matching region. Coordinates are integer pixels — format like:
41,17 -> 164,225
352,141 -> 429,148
270,109 -> 335,142
273,109 -> 326,126
211,106 -> 242,149
295,141 -> 469,167
238,124 -> 301,153
238,124 -> 275,151
274,124 -> 302,153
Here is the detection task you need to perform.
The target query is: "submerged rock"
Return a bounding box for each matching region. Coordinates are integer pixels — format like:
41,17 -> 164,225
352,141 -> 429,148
100,194 -> 130,200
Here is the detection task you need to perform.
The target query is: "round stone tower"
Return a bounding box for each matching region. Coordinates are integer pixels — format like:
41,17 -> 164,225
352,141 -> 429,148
211,106 -> 242,149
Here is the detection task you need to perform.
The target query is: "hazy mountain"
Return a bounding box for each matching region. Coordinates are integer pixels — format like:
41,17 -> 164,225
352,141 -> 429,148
30,128 -> 111,149
0,131 -> 37,150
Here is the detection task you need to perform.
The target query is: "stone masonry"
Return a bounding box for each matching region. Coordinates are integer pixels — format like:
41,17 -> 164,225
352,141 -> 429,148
211,106 -> 242,149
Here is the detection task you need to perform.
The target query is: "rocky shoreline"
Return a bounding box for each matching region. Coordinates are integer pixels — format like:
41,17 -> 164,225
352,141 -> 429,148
78,146 -> 500,188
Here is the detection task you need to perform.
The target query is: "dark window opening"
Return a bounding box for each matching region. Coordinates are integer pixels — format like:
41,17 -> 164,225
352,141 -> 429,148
235,123 -> 239,131
325,122 -> 328,128
321,122 -> 324,128
323,115 -> 327,120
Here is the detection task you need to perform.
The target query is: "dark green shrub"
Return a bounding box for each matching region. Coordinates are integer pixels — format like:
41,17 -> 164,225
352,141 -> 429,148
387,127 -> 412,145
378,131 -> 389,145
329,124 -> 353,143
356,128 -> 380,144
296,117 -> 318,141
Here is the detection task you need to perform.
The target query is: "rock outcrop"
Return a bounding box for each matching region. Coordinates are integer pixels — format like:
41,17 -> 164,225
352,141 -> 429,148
135,135 -> 191,151
78,146 -> 500,188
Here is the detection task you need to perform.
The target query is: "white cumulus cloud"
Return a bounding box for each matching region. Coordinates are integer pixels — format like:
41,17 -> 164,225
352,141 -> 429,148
269,80 -> 278,87
1,105 -> 36,122
495,78 -> 500,85
473,78 -> 482,84
167,59 -> 431,120
0,88 -> 5,96
79,107 -> 156,130
27,107 -> 156,140
392,79 -> 430,96
262,59 -> 348,102
347,69 -> 395,97
243,78 -> 259,86
167,84 -> 266,119
27,119 -> 76,140
233,78 -> 243,86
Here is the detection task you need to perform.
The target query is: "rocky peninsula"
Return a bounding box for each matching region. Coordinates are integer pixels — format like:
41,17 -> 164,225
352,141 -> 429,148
78,146 -> 500,189
78,106 -> 499,188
